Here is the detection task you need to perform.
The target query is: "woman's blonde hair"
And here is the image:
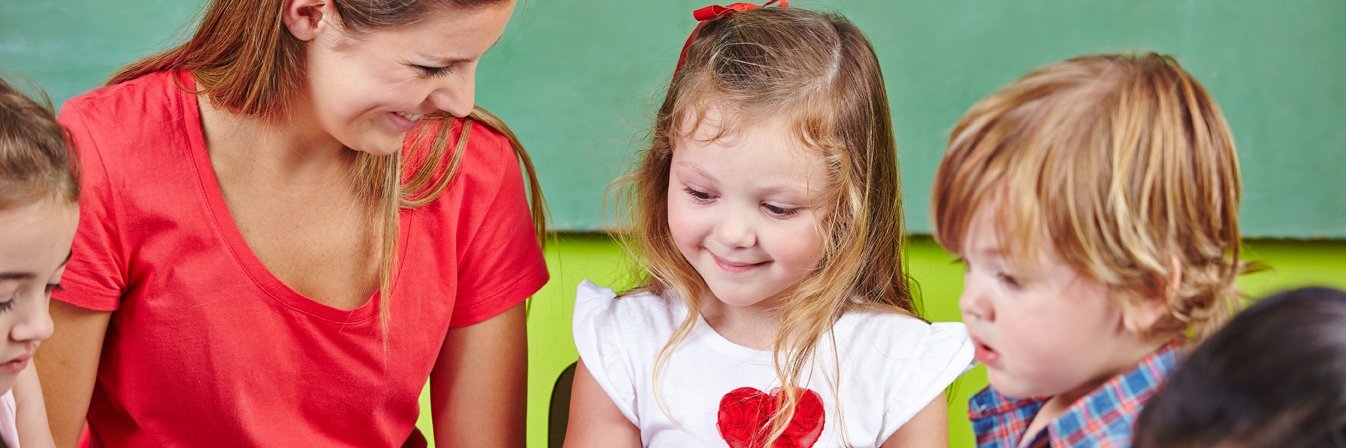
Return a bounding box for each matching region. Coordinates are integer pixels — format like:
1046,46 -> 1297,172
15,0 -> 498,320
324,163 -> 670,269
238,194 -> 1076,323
932,53 -> 1251,342
109,0 -> 547,337
615,7 -> 917,445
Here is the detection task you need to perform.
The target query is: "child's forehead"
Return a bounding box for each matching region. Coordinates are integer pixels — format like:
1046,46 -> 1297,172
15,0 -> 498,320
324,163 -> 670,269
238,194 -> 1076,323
676,100 -> 744,137
672,121 -> 826,178
0,199 -> 77,273
962,197 -> 1058,266
674,102 -> 810,149
677,106 -> 731,143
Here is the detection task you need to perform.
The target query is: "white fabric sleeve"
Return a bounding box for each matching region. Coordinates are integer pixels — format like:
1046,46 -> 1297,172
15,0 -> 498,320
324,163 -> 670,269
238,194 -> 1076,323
882,322 -> 976,434
571,280 -> 640,425
0,390 -> 16,448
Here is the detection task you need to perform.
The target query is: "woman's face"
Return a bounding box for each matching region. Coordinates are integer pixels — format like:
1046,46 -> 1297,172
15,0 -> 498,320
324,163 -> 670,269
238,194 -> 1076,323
297,1 -> 514,155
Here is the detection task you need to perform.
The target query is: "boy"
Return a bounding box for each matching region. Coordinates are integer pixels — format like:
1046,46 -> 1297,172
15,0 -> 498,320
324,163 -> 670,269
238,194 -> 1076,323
931,53 -> 1250,447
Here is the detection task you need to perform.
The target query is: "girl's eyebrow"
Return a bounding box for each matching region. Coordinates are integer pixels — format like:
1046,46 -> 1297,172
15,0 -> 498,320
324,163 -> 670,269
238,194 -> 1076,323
754,184 -> 810,200
0,251 -> 72,280
675,161 -> 716,182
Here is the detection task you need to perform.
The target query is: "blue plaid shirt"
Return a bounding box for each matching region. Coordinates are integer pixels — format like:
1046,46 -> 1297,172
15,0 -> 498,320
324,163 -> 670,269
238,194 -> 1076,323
968,343 -> 1180,448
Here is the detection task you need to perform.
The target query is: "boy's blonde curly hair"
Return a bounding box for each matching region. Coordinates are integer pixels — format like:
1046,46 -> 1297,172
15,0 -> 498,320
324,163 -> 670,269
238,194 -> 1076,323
932,53 -> 1253,342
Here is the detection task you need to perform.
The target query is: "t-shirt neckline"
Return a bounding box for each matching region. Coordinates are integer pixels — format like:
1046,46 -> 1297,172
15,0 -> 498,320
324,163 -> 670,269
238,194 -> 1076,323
175,70 -> 384,323
688,310 -> 773,365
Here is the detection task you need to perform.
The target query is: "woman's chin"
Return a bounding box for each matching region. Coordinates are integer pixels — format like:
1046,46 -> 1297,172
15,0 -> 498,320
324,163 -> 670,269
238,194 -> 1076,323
346,135 -> 403,157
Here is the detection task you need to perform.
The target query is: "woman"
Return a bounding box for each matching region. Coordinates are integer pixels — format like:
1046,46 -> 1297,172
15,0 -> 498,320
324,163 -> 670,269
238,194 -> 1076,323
35,0 -> 547,446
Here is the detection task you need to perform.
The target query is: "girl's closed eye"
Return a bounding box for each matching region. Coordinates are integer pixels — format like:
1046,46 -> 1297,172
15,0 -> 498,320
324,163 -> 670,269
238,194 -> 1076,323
762,203 -> 800,218
683,187 -> 715,204
45,282 -> 63,295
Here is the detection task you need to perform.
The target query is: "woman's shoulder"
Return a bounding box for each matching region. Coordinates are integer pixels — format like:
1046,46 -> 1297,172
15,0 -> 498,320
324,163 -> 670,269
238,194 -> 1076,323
59,70 -> 194,161
58,70 -> 196,173
61,70 -> 183,123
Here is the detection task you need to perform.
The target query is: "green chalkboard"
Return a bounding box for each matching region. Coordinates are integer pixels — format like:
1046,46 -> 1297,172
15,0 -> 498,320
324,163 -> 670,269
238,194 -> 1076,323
3,1 -> 1344,237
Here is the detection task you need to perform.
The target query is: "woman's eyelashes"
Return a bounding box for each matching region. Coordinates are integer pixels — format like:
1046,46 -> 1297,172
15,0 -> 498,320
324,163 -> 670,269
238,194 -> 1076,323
413,63 -> 458,78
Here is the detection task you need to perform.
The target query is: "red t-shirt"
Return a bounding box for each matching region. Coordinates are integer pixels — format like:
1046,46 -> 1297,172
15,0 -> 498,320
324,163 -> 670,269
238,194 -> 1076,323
55,70 -> 548,446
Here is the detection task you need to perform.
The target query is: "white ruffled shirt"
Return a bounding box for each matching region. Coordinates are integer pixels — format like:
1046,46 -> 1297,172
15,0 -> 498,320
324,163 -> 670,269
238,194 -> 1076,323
572,280 -> 974,447
0,389 -> 17,448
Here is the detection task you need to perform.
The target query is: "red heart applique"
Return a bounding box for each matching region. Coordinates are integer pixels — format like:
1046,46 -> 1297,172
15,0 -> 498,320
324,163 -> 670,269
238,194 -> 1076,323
716,387 -> 825,448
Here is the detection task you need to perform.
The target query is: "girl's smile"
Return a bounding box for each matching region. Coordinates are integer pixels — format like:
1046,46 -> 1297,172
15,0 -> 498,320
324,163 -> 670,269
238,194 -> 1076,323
666,106 -> 829,319
710,253 -> 768,274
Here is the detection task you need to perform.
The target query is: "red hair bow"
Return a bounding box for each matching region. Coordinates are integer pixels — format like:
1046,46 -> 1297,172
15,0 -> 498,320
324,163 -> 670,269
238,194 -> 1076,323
676,0 -> 790,73
693,0 -> 788,21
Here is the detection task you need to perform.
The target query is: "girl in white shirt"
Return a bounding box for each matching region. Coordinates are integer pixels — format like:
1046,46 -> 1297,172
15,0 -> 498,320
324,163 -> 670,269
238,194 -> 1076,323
566,3 -> 973,447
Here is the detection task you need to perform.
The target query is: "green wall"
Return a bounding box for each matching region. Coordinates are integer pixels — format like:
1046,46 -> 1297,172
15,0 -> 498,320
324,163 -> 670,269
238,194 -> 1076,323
4,0 -> 1344,236
417,234 -> 1346,447
478,0 -> 1346,237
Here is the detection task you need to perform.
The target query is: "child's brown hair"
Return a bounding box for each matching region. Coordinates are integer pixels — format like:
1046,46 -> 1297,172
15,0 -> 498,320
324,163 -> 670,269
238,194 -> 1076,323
932,53 -> 1250,342
0,78 -> 79,209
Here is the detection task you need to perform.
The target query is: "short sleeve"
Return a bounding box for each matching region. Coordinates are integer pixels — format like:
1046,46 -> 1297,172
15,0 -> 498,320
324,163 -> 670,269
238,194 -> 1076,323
571,280 -> 639,425
448,124 -> 548,327
52,103 -> 127,311
884,322 -> 975,431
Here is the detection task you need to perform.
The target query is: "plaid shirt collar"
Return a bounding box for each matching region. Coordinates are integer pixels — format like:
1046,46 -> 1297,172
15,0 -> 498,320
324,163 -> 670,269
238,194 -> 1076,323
967,342 -> 1180,448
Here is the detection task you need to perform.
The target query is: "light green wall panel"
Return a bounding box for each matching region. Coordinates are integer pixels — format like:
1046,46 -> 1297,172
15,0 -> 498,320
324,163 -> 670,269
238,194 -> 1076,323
417,235 -> 1346,447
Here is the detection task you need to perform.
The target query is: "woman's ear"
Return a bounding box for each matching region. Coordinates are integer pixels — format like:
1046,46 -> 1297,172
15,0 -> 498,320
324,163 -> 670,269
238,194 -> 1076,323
281,0 -> 333,42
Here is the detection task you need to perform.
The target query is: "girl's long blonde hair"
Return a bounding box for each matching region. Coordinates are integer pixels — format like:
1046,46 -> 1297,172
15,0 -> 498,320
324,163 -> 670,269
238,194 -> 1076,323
615,7 -> 917,445
109,0 -> 547,337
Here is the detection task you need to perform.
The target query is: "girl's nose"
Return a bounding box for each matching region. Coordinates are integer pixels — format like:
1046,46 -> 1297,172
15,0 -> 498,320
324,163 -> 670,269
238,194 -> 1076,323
12,298 -> 53,344
712,212 -> 756,249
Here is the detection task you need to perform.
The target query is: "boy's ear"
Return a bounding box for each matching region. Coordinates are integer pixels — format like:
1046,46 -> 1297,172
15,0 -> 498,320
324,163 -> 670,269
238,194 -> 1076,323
1122,294 -> 1167,334
282,0 -> 335,42
1122,256 -> 1183,333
